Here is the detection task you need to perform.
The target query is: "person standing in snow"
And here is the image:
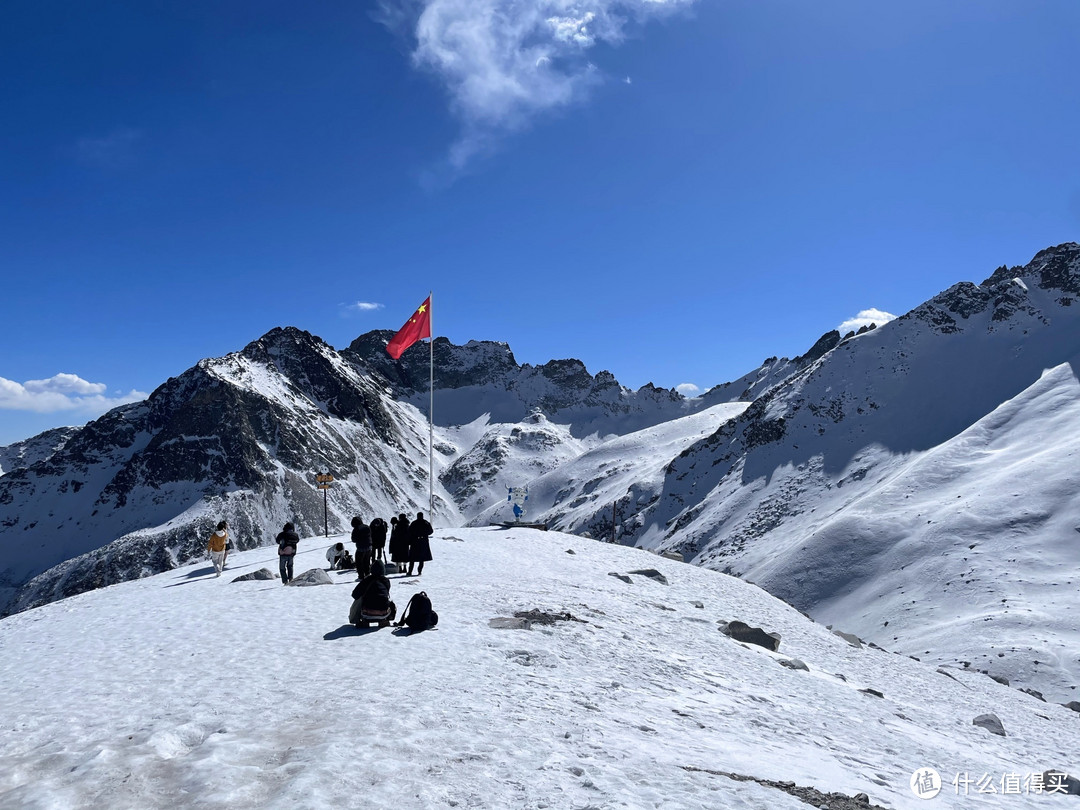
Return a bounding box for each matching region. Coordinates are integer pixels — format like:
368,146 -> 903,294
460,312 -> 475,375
407,511 -> 433,577
351,516 -> 371,580
206,520 -> 229,577
276,522 -> 299,585
389,513 -> 411,571
369,516 -> 388,565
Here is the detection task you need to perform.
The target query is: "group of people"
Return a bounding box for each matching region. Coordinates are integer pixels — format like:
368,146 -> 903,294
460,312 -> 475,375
343,512 -> 433,579
207,515 -> 435,585
206,514 -> 437,631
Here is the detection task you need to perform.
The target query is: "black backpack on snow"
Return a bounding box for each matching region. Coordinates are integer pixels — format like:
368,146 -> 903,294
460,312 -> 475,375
401,591 -> 438,631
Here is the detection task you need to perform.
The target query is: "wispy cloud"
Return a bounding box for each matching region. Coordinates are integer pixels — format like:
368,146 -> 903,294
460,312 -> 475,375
0,374 -> 147,414
340,301 -> 385,317
837,308 -> 896,334
676,382 -> 700,397
377,0 -> 695,173
74,128 -> 143,170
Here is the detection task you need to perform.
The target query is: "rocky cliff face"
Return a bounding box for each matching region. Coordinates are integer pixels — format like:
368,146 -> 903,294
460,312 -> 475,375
1,326 -> 692,615
0,426 -> 79,476
0,327 -> 439,614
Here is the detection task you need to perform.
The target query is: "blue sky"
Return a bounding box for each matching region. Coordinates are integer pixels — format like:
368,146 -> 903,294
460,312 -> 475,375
2,0 -> 1079,444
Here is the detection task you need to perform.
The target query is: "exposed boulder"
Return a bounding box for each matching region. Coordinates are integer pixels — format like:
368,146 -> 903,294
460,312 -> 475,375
628,569 -> 669,585
289,568 -> 333,586
722,620 -> 781,652
232,568 -> 277,582
1042,771 -> 1080,795
832,629 -> 864,649
972,713 -> 1006,737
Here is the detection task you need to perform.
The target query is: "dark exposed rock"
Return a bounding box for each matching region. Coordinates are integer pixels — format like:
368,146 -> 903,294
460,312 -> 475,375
232,568 -> 278,582
860,688 -> 884,699
682,767 -> 887,809
794,330 -> 841,365
608,572 -> 633,584
832,629 -> 864,649
1063,701 -> 1080,713
513,609 -> 585,626
973,713 -> 1006,737
1020,687 -> 1046,702
722,620 -> 781,651
1042,771 -> 1080,795
627,568 -> 669,585
289,568 -> 333,586
779,658 -> 809,671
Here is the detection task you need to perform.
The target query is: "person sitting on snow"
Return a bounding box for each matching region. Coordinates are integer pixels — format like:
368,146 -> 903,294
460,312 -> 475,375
349,560 -> 396,625
326,542 -> 348,570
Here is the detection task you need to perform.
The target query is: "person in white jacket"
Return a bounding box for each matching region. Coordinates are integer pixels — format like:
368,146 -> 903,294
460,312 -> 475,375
207,521 -> 229,576
325,542 -> 348,570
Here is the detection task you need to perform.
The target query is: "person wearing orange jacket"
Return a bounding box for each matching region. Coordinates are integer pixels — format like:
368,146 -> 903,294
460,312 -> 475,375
207,520 -> 229,577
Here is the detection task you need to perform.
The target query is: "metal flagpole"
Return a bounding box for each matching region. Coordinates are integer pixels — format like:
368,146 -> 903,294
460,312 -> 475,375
428,290 -> 434,516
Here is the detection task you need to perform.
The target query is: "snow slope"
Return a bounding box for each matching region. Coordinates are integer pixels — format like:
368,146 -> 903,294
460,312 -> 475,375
1,528 -> 1076,809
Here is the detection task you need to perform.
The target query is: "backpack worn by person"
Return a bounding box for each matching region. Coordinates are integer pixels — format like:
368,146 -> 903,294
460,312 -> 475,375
399,591 -> 438,631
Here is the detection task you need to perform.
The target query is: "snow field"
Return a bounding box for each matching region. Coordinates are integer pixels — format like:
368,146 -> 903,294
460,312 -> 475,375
0,528 -> 1077,809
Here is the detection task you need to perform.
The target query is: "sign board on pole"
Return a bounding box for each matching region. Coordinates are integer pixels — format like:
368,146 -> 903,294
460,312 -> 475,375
315,473 -> 334,484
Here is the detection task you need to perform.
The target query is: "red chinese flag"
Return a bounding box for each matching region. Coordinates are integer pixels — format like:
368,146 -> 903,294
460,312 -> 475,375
386,296 -> 432,359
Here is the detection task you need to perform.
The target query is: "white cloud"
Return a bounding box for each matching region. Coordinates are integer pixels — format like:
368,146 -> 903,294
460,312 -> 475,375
379,0 -> 695,170
0,374 -> 148,414
676,382 -> 700,396
837,308 -> 897,334
342,301 -> 385,315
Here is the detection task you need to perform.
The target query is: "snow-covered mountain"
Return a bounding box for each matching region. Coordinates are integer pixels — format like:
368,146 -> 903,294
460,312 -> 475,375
0,528 -> 1076,809
532,243 -> 1080,701
0,328 -> 692,616
3,242 -> 1079,705
0,424 -> 79,475
0,327 -> 437,615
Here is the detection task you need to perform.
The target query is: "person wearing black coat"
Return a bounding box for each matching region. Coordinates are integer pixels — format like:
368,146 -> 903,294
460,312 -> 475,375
351,516 -> 371,580
389,513 -> 411,568
349,560 -> 396,625
407,511 -> 433,576
369,517 -> 388,564
276,522 -> 300,585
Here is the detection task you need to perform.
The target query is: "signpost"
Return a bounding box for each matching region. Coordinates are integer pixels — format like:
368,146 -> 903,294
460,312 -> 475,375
316,473 -> 334,537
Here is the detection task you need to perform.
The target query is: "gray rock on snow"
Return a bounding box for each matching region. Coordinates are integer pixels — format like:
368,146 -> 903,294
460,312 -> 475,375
231,568 -> 278,582
722,620 -> 781,652
289,568 -> 333,586
779,658 -> 809,672
1062,701 -> 1080,713
628,569 -> 669,585
1042,771 -> 1080,795
972,713 -> 1006,737
832,629 -> 864,649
